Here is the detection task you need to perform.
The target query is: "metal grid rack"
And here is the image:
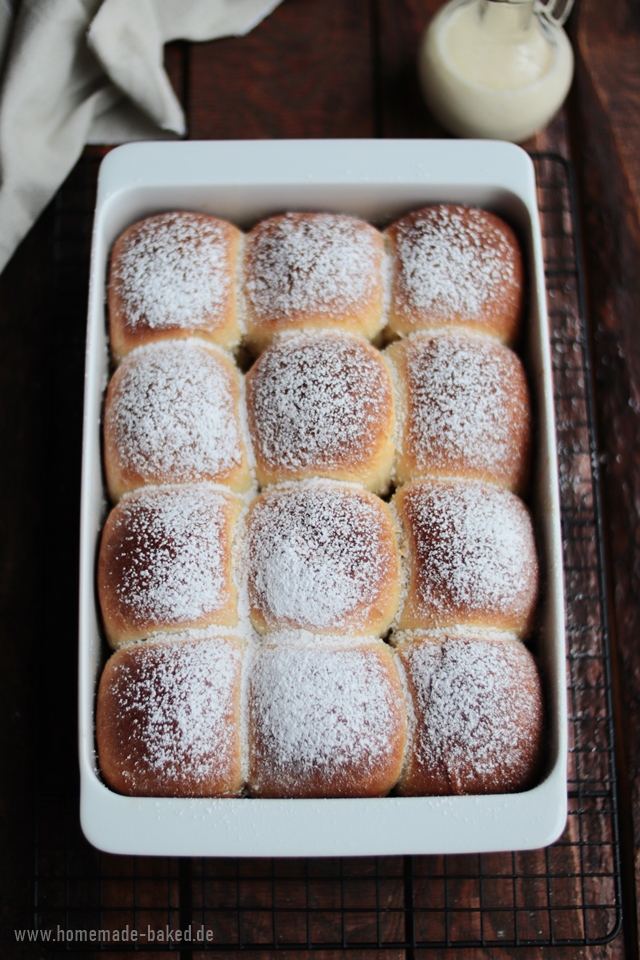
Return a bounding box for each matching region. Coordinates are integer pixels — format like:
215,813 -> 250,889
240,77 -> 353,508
33,153 -> 622,951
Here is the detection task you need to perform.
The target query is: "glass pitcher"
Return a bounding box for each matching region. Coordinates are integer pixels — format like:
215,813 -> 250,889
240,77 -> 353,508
418,0 -> 575,142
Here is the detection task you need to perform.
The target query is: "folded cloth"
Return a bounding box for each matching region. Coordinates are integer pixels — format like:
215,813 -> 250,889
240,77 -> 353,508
0,0 -> 16,74
0,0 -> 282,274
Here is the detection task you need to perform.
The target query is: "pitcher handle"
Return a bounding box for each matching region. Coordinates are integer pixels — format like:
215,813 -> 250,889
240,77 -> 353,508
535,0 -> 575,26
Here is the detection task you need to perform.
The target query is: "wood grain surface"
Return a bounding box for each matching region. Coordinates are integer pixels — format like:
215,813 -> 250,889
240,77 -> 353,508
0,209 -> 52,958
572,1 -> 640,958
187,0 -> 377,140
0,0 -> 638,958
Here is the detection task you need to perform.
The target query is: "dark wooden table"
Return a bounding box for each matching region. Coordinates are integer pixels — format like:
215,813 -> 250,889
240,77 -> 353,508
2,0 -> 640,957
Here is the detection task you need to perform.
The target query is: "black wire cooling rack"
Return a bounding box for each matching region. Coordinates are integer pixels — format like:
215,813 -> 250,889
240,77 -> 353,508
32,152 -> 622,952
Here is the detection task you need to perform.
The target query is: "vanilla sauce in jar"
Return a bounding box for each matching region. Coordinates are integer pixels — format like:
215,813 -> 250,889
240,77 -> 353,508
419,0 -> 574,143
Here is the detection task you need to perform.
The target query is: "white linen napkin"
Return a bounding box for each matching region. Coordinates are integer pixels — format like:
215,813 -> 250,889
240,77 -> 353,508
0,0 -> 282,273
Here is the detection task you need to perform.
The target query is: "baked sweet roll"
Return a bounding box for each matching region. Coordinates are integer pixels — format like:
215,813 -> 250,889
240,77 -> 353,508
103,339 -> 252,501
386,331 -> 531,492
245,480 -> 400,636
97,635 -> 246,797
394,633 -> 544,795
245,332 -> 395,492
384,205 -> 524,344
108,212 -> 242,361
247,639 -> 406,798
243,213 -> 385,352
98,484 -> 241,648
394,479 -> 538,636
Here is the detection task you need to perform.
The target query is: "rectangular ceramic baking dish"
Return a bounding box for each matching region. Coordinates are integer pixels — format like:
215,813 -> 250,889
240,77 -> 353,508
79,139 -> 567,857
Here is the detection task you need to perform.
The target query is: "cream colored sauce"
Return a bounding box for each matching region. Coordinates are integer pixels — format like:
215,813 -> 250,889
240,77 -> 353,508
418,0 -> 574,142
443,2 -> 552,89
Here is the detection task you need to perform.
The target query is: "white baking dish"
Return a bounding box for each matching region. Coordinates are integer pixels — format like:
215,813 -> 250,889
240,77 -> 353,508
79,139 -> 567,857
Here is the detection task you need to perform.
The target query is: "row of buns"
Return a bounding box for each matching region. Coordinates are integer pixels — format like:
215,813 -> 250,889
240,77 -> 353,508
108,207 -> 524,360
104,329 -> 532,502
97,632 -> 544,799
98,478 -> 539,649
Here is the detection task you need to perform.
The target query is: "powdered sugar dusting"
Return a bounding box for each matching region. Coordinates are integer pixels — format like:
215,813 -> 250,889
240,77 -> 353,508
247,333 -> 392,473
106,340 -> 243,487
107,485 -> 234,629
246,482 -> 396,632
400,637 -> 541,792
108,638 -> 242,790
403,480 -> 537,620
402,333 -> 528,476
391,205 -> 516,320
112,213 -> 233,330
245,213 -> 382,322
249,645 -> 400,794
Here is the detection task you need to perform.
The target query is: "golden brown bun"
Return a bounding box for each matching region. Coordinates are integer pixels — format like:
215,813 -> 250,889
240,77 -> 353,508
103,340 -> 252,501
394,479 -> 539,637
386,332 -> 532,493
243,213 -> 385,352
108,212 -> 242,361
395,633 -> 544,795
97,636 -> 245,797
384,205 -> 524,344
246,331 -> 395,493
98,484 -> 241,648
245,480 -> 400,636
247,640 -> 407,798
